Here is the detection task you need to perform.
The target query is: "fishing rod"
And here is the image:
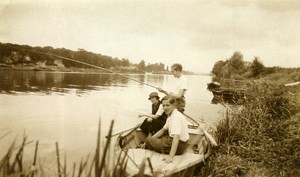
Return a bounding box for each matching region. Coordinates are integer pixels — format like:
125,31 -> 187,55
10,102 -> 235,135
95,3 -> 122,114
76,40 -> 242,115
15,47 -> 159,89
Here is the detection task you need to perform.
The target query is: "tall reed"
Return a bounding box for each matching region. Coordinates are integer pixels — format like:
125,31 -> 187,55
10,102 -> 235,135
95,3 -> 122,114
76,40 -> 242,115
0,119 -> 156,177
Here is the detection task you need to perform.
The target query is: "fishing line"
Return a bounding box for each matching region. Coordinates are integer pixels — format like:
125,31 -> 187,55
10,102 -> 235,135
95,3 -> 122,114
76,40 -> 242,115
10,46 -> 159,89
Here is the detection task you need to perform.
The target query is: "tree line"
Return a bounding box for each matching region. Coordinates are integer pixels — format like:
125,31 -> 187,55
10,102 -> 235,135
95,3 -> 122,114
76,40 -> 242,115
211,51 -> 300,83
0,42 -> 168,73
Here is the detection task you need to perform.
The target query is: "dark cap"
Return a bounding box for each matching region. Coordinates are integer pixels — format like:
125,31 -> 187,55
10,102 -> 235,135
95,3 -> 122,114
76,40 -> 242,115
148,92 -> 159,100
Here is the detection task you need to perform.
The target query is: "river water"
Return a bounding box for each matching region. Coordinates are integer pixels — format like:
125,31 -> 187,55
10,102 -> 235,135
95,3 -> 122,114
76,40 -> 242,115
0,70 -> 224,169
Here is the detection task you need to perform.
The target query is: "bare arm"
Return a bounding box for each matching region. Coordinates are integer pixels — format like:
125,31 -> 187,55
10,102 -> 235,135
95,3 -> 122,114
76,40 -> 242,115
138,113 -> 160,119
169,89 -> 186,99
157,87 -> 168,95
157,87 -> 186,99
164,134 -> 180,163
152,128 -> 166,138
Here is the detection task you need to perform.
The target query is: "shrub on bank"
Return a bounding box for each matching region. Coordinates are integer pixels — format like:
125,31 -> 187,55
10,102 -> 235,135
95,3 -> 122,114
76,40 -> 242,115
203,82 -> 299,177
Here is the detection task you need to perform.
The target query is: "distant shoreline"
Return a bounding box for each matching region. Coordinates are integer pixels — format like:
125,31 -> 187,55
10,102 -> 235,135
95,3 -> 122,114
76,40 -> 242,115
0,64 -> 207,75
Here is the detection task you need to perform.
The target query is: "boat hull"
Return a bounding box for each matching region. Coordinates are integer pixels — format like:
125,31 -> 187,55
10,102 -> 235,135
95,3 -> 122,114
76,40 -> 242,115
114,124 -> 212,176
211,88 -> 246,104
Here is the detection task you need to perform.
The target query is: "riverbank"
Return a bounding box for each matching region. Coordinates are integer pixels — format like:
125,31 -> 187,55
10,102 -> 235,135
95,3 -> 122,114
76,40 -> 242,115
0,64 -> 200,75
201,77 -> 300,176
0,64 -> 144,74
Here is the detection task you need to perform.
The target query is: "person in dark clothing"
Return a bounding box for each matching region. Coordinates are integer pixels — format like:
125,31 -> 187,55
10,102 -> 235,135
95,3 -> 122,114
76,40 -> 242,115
139,92 -> 167,136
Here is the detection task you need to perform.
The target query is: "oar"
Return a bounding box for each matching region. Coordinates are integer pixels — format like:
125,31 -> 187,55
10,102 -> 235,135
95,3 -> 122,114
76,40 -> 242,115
184,113 -> 218,146
105,123 -> 141,138
201,124 -> 218,146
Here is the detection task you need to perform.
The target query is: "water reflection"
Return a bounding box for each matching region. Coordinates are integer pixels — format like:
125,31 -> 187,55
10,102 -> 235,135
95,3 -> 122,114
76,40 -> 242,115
0,70 -> 159,94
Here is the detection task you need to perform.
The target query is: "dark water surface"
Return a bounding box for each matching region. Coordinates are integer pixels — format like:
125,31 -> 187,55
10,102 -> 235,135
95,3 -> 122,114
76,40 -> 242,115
0,70 -> 224,166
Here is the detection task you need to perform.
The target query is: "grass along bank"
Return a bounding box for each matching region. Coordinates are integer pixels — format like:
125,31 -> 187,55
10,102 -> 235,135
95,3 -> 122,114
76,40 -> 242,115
200,81 -> 300,177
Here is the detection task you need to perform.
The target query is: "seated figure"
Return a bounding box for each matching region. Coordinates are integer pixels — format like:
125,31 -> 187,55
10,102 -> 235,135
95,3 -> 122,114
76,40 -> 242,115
139,92 -> 167,136
145,95 -> 189,163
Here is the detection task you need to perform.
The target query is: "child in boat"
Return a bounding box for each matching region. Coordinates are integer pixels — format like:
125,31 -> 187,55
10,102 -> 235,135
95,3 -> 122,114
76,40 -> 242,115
139,92 -> 167,136
145,95 -> 189,163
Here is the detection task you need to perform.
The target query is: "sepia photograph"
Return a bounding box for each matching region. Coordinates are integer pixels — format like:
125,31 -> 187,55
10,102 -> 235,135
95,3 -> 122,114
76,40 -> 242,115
0,0 -> 299,176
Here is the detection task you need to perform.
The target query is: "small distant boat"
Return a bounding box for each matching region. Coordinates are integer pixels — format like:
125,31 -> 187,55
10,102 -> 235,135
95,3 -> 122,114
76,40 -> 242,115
113,115 -> 214,177
210,88 -> 246,104
207,80 -> 248,104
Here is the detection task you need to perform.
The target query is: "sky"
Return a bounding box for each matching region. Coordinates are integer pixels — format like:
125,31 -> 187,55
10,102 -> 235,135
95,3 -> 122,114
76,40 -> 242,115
0,0 -> 300,73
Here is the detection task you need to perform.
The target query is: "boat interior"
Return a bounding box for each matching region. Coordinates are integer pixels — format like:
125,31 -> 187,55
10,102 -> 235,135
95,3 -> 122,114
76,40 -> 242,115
115,126 -> 212,176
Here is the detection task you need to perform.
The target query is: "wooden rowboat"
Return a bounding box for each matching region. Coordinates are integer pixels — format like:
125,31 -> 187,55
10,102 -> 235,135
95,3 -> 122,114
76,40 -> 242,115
112,115 -> 215,177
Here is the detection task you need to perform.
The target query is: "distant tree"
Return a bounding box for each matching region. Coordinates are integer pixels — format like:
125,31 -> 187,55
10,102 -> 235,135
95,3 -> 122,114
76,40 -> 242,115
77,48 -> 86,52
228,51 -> 245,75
145,62 -> 165,72
220,63 -> 231,79
121,58 -> 130,67
42,46 -> 54,52
138,60 -> 146,71
251,56 -> 265,77
158,63 -> 165,71
211,60 -> 226,76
